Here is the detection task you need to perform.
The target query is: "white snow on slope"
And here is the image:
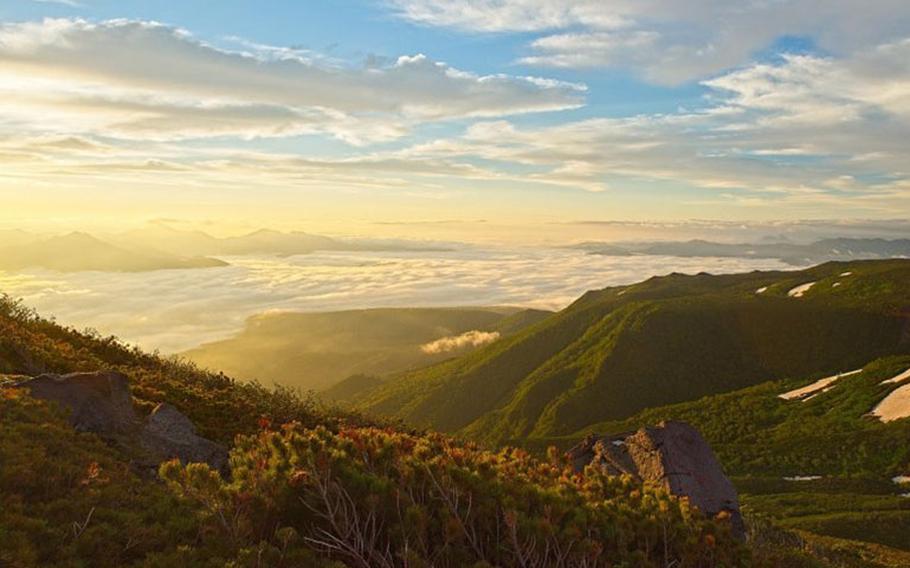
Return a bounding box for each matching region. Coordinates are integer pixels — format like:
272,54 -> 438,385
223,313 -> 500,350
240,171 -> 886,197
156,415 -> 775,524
784,475 -> 822,481
755,286 -> 768,294
881,368 -> 910,385
779,369 -> 863,401
871,384 -> 910,422
840,271 -> 853,277
788,282 -> 816,298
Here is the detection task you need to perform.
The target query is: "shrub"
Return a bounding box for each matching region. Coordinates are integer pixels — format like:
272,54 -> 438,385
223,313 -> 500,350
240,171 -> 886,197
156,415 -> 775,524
163,424 -> 747,567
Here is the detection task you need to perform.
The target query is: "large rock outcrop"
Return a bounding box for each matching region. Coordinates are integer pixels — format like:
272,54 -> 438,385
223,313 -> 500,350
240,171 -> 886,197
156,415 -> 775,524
18,371 -> 137,434
141,402 -> 229,474
567,420 -> 744,539
15,371 -> 227,474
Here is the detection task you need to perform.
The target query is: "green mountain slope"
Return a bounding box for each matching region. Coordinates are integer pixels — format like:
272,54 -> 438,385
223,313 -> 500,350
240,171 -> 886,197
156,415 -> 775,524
355,259 -> 910,444
182,307 -> 551,392
535,355 -> 910,556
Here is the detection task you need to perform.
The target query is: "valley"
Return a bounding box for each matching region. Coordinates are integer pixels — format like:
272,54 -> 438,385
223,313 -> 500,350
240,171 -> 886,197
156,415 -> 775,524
182,306 -> 551,391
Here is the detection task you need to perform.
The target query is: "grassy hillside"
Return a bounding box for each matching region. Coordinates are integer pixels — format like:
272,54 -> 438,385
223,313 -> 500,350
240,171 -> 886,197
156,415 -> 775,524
182,307 -> 551,392
0,295 -> 751,567
355,260 -> 910,445
0,295 -> 369,444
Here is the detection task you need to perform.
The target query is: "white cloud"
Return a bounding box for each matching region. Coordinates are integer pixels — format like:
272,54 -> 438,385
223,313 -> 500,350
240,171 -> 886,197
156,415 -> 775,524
3,14 -> 909,217
4,34 -> 909,211
390,0 -> 910,84
31,0 -> 81,7
388,0 -> 627,33
388,40 -> 910,209
0,248 -> 788,352
421,330 -> 501,353
0,18 -> 584,144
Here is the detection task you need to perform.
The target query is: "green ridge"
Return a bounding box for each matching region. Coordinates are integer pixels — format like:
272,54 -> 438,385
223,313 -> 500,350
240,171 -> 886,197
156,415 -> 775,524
356,260 -> 910,444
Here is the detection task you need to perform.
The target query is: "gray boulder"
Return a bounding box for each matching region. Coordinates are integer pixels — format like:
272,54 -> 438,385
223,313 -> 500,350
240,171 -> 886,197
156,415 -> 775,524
15,370 -> 227,474
141,402 -> 228,474
567,420 -> 744,539
17,371 -> 138,434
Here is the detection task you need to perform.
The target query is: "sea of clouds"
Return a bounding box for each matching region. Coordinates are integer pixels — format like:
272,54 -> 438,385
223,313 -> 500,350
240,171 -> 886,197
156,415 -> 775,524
0,248 -> 789,353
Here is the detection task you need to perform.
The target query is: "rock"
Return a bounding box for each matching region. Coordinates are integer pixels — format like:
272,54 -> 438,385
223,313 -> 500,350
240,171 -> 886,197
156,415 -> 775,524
567,420 -> 744,539
141,403 -> 229,474
17,371 -> 138,434
15,370 -> 228,474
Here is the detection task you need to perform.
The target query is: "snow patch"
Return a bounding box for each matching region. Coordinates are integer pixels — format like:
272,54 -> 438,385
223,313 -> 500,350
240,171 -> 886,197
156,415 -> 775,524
779,369 -> 863,401
787,281 -> 816,298
871,384 -> 910,422
784,475 -> 822,481
893,475 -> 910,485
840,271 -> 853,277
755,286 -> 768,294
832,282 -> 841,288
881,368 -> 910,385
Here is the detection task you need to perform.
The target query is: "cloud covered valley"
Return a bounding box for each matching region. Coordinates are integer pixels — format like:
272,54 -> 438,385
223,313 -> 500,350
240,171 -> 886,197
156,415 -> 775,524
0,248 -> 788,353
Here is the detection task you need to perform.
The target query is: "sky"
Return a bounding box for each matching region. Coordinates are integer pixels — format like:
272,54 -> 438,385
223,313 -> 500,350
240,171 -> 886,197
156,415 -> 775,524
2,1 -> 910,241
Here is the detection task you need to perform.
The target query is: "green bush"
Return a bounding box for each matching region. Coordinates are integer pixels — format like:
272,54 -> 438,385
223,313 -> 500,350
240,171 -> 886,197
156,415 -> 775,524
162,424 -> 748,567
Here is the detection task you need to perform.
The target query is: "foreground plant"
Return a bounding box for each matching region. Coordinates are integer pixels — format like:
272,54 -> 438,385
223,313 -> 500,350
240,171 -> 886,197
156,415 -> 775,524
163,423 -> 746,567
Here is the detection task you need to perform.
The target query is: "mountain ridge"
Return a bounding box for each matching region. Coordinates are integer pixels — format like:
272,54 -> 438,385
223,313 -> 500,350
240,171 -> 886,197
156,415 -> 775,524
0,231 -> 227,272
352,259 -> 910,444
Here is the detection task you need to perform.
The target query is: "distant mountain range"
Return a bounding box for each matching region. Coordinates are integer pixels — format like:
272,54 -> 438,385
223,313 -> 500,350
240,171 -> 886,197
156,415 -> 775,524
573,237 -> 910,266
348,259 -> 910,446
0,232 -> 227,272
182,306 -> 551,392
117,225 -> 452,258
0,226 -> 452,272
4,227 -> 909,273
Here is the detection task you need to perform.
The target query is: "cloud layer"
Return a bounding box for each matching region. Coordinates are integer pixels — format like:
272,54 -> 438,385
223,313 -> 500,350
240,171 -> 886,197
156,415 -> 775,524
392,40 -> 910,211
391,0 -> 910,84
0,248 -> 787,352
3,16 -> 907,217
1,9 -> 909,225
0,18 -> 583,145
